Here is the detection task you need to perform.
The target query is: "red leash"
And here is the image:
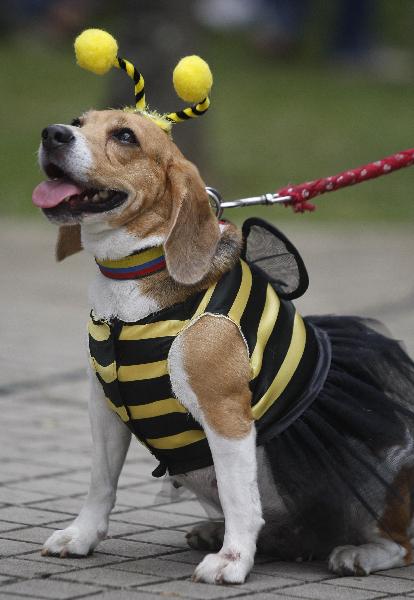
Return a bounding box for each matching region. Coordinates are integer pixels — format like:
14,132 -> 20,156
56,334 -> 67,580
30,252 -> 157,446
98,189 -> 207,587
276,148 -> 414,213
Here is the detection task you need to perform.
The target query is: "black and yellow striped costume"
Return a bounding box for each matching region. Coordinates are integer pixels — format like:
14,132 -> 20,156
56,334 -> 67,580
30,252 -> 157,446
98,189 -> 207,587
88,258 -> 330,476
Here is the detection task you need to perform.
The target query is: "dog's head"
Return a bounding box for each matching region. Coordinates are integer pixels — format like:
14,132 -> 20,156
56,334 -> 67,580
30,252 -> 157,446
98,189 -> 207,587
33,109 -> 220,285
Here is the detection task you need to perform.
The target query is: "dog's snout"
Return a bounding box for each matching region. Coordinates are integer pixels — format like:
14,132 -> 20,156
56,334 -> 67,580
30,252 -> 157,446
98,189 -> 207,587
41,125 -> 75,151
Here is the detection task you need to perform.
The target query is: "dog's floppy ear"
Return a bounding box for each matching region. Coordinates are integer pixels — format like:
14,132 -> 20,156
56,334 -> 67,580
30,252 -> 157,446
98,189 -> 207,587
56,225 -> 82,261
164,158 -> 220,285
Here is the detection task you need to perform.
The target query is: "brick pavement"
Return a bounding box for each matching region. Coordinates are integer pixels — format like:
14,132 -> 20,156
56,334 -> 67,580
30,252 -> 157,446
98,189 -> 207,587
1,219 -> 414,599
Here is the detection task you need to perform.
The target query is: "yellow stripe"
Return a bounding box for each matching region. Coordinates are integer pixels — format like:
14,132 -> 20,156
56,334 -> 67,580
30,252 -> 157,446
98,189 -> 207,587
129,398 -> 187,420
196,98 -> 210,112
135,78 -> 144,93
228,260 -> 252,325
252,313 -> 307,420
90,358 -> 117,384
167,113 -> 182,123
118,360 -> 168,382
119,320 -> 187,341
106,398 -> 129,422
193,283 -> 217,318
97,246 -> 163,270
250,285 -> 281,379
183,107 -> 195,119
88,319 -> 111,342
147,429 -> 206,450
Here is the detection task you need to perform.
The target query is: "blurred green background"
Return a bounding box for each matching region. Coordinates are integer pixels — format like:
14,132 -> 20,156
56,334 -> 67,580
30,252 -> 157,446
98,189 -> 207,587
2,0 -> 414,224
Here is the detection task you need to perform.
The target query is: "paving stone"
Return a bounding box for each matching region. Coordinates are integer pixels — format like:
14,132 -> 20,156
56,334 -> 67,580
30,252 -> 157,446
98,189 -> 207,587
281,582 -> 384,599
0,522 -> 24,534
379,564 -> 414,579
0,506 -> 71,526
8,477 -> 89,496
0,486 -> 54,505
251,560 -> 331,582
21,550 -> 130,568
0,526 -> 62,545
0,556 -> 72,578
124,528 -> 188,548
57,565 -> 163,587
0,578 -> 102,599
238,595 -> 318,600
153,500 -> 208,518
242,573 -> 301,592
140,579 -> 244,599
111,508 -> 201,528
28,497 -> 86,516
113,488 -> 170,508
324,573 -> 414,593
0,539 -> 41,557
162,549 -> 205,565
79,591 -> 159,600
106,522 -> 150,538
98,538 -> 172,559
111,556 -> 196,579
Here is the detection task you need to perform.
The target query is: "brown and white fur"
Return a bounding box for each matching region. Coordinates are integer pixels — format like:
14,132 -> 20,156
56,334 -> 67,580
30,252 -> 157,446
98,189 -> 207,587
37,110 -> 414,583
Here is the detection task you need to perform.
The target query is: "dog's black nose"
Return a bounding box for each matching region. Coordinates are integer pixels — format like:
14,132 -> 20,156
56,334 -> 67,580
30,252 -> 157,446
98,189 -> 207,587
41,125 -> 74,151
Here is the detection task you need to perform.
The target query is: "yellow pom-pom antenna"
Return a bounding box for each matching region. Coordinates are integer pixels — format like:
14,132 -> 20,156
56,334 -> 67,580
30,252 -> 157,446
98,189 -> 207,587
74,28 -> 146,110
173,55 -> 212,103
166,55 -> 213,124
74,29 -> 118,75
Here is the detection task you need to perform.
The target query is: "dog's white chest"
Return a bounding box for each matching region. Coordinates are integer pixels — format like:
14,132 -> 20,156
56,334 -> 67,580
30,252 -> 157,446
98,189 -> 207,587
89,274 -> 160,322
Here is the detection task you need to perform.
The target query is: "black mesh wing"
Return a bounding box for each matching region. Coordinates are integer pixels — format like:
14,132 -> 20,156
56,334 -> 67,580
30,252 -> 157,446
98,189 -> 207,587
241,217 -> 309,300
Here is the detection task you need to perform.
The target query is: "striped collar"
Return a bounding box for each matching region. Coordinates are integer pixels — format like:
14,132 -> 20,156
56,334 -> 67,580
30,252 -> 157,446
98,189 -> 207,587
95,246 -> 166,280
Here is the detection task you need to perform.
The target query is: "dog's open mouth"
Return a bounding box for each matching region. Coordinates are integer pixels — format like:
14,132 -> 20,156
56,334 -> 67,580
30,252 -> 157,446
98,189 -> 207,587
32,162 -> 128,216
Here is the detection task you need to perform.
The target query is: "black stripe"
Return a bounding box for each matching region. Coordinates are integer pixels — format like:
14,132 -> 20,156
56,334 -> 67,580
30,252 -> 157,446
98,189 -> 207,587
89,335 -> 115,368
256,322 -> 319,439
118,57 -> 127,71
205,261 -> 243,316
174,110 -> 191,121
96,378 -> 124,408
250,300 -> 296,403
135,88 -> 145,103
154,438 -> 213,475
190,100 -> 207,116
119,374 -> 173,404
128,412 -> 202,440
116,336 -> 173,365
239,272 -> 268,355
133,68 -> 141,85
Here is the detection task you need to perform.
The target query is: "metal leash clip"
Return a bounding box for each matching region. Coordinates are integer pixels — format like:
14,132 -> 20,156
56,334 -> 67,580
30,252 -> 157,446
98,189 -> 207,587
206,187 -> 292,218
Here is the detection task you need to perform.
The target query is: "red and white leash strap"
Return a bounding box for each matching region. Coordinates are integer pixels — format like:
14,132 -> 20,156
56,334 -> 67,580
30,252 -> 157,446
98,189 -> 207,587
214,147 -> 414,214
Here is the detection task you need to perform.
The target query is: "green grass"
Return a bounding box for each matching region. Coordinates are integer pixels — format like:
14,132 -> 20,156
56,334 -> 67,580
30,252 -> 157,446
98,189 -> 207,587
209,34 -> 414,223
2,30 -> 414,223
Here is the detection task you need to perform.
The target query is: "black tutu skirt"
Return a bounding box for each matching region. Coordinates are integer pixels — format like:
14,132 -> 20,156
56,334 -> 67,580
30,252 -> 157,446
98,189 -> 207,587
263,315 -> 414,559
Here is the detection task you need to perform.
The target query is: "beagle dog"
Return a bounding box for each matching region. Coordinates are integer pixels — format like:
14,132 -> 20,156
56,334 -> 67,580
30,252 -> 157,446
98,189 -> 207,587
33,109 -> 414,584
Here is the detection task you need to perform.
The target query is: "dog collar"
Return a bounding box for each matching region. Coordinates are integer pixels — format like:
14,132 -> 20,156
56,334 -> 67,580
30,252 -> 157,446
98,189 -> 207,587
95,246 -> 166,280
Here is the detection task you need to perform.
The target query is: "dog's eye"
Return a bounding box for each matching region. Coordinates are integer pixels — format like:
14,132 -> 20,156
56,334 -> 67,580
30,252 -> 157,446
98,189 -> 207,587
113,128 -> 138,145
71,118 -> 81,127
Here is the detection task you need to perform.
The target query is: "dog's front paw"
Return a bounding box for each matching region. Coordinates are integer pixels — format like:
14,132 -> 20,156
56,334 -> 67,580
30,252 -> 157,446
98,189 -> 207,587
42,525 -> 104,558
193,550 -> 253,584
186,521 -> 224,551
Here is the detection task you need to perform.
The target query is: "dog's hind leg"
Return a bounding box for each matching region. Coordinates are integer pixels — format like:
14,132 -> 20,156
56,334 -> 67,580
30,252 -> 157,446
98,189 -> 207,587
330,466 -> 414,575
42,372 -> 131,557
329,538 -> 408,576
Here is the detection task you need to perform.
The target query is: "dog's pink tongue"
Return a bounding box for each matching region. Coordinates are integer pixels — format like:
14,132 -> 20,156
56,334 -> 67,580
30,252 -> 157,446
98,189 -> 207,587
32,179 -> 84,208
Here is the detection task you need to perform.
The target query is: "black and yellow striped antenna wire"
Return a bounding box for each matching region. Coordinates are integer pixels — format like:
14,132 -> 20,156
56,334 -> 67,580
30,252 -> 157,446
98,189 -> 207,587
74,29 -> 212,127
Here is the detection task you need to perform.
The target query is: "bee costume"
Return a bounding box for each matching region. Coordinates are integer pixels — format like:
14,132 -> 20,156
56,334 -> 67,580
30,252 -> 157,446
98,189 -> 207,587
76,29 -> 414,553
